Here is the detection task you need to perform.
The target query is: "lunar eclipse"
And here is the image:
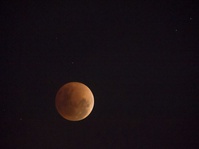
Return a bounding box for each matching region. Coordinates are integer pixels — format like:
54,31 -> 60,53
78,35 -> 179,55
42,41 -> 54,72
55,82 -> 94,121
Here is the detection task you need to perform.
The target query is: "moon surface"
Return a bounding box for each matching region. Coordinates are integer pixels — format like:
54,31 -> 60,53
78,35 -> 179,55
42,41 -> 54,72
55,82 -> 94,121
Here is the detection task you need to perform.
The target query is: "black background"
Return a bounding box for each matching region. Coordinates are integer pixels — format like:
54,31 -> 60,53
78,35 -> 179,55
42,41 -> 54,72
1,1 -> 199,148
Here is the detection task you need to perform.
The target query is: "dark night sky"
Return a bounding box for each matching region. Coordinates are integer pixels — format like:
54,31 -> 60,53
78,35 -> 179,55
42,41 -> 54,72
1,1 -> 199,148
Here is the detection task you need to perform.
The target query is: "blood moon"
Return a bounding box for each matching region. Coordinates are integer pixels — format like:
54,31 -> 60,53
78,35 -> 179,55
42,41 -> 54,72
55,82 -> 94,121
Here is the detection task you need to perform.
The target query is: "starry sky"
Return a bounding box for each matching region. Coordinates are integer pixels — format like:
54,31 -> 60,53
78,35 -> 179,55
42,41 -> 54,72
1,1 -> 199,148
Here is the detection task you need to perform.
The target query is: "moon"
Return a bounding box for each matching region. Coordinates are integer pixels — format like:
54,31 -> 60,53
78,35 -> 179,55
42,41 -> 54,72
55,82 -> 94,121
